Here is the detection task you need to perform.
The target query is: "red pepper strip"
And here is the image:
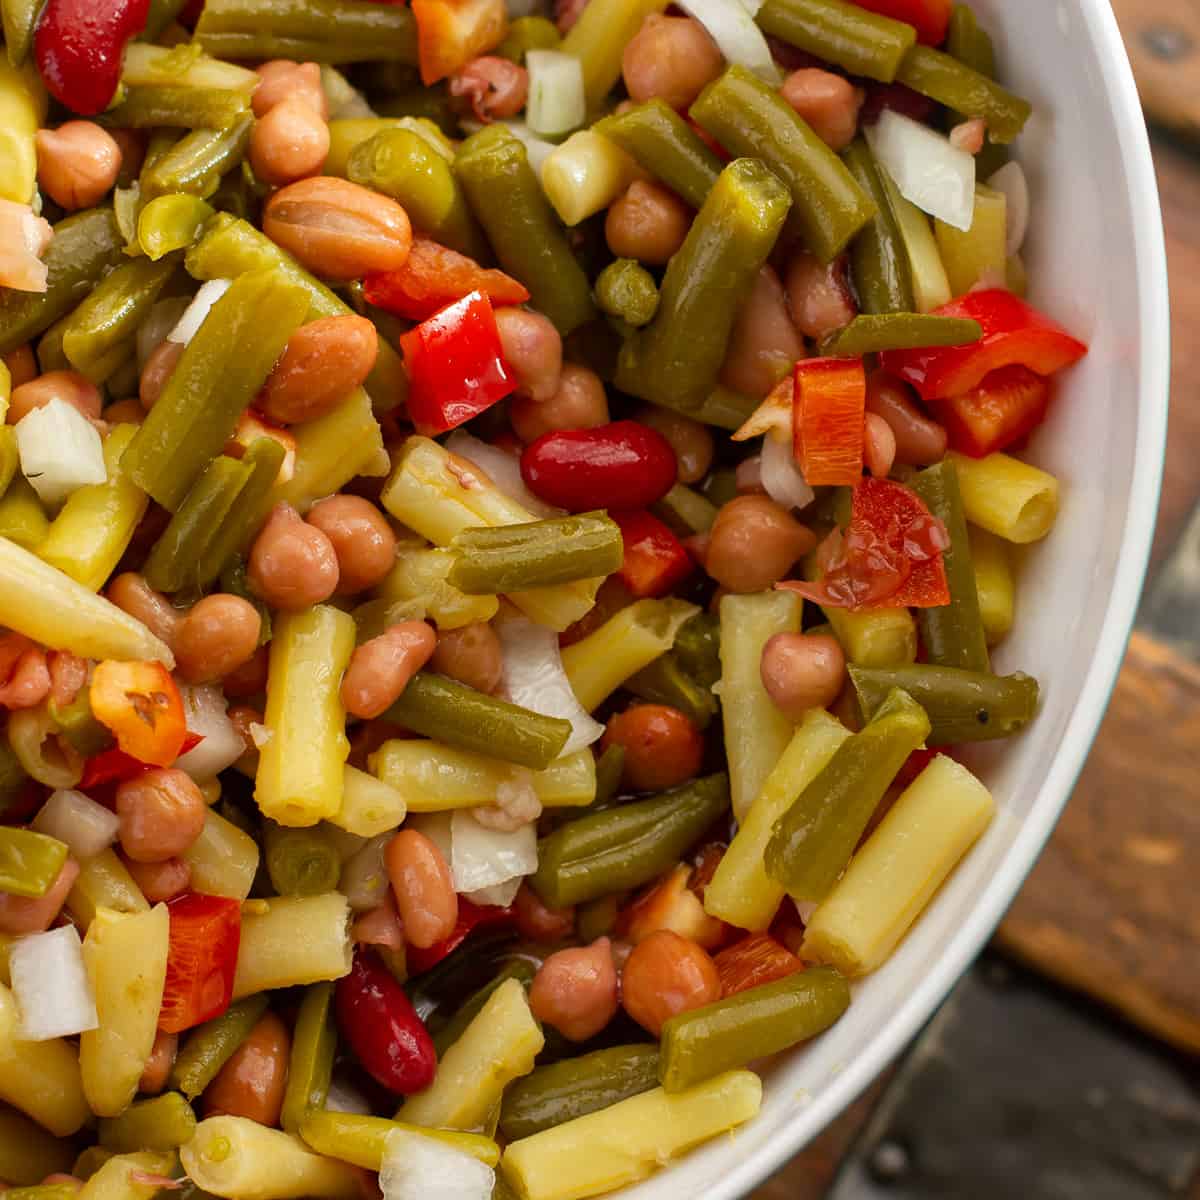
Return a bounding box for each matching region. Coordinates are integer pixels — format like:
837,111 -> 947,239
411,0 -> 507,85
609,510 -> 693,599
933,363 -> 1051,458
399,289 -> 516,436
405,898 -> 514,975
363,238 -> 530,322
894,746 -> 939,790
880,290 -> 1088,402
850,0 -> 951,45
34,0 -> 152,116
158,893 -> 242,1034
713,933 -> 804,998
792,357 -> 866,487
779,476 -> 950,610
81,732 -> 204,791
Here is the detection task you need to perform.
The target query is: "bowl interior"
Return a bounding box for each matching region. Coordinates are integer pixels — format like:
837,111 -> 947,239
619,2 -> 1169,1196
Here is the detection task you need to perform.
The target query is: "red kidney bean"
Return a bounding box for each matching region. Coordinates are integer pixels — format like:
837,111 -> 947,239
334,950 -> 436,1095
519,420 -> 677,512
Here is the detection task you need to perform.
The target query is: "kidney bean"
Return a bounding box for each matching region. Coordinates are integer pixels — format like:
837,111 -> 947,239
622,15 -> 723,111
863,411 -> 897,478
384,828 -> 458,950
35,122 -> 123,211
780,69 -> 866,152
0,857 -> 79,935
430,622 -> 504,696
760,632 -> 846,721
253,60 -> 328,119
175,595 -> 262,684
635,406 -> 714,485
605,180 -> 692,267
203,1011 -> 291,1127
865,372 -> 948,466
103,398 -> 145,425
122,854 -> 193,904
307,495 -> 397,595
335,950 -> 436,1094
621,929 -> 720,1036
601,705 -> 704,793
720,265 -> 806,399
139,340 -> 184,411
248,96 -> 331,188
116,768 -> 208,863
513,881 -> 575,943
450,56 -> 529,123
705,495 -> 816,592
510,363 -> 609,444
9,370 -> 102,424
529,938 -> 620,1042
520,420 -> 677,512
263,177 -> 413,282
351,892 -> 406,954
494,307 -> 562,404
138,1031 -> 178,1096
340,621 -> 437,720
247,503 -> 340,610
785,251 -> 857,341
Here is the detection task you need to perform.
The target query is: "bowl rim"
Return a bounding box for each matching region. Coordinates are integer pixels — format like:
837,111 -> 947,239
710,2 -> 1171,1195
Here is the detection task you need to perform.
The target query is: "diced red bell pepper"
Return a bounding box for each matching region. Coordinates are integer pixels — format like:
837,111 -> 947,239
405,897 -> 514,975
880,290 -> 1088,403
411,0 -> 507,85
363,238 -> 530,322
89,661 -> 188,769
81,732 -> 204,792
399,289 -> 517,436
934,364 -> 1051,458
158,893 -> 242,1034
792,357 -> 866,487
850,0 -> 951,45
713,933 -> 804,998
609,510 -> 693,599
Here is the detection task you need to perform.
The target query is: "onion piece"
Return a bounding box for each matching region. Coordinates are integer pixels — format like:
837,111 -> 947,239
497,617 -> 604,754
464,877 -> 523,908
866,110 -> 976,233
678,0 -> 781,85
168,278 -> 231,346
326,1075 -> 373,1115
760,432 -> 814,512
31,790 -> 119,859
0,199 -> 52,293
175,686 -> 244,781
732,376 -> 794,443
987,160 -> 1029,257
16,398 -> 106,507
445,431 -> 560,518
380,1129 -> 494,1200
9,925 -> 98,1041
525,50 -> 586,138
449,810 -> 537,893
339,834 -> 392,913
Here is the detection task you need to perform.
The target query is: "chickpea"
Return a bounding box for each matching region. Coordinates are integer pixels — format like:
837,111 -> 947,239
247,503 -> 340,610
47,651 -> 86,711
510,363 -> 609,443
174,595 -> 262,684
720,266 -> 805,399
735,454 -> 765,495
604,180 -> 691,266
622,15 -> 724,110
106,573 -> 181,648
529,938 -> 619,1042
307,495 -> 397,595
116,768 -> 208,863
494,307 -> 563,403
139,339 -> 183,411
785,251 -> 857,342
103,398 -> 144,425
780,69 -> 865,152
635,406 -> 714,484
513,881 -> 575,942
384,829 -> 458,950
35,122 -> 123,211
122,854 -> 193,904
0,642 -> 49,710
258,316 -> 379,425
760,632 -> 846,720
249,96 -> 331,188
865,372 -> 948,466
340,620 -> 437,719
139,1032 -> 178,1096
601,705 -> 704,793
9,370 -> 102,425
706,495 -> 817,592
864,411 -> 897,478
203,1012 -> 291,1127
0,858 -> 78,936
450,56 -> 530,122
253,60 -> 329,119
621,929 -> 720,1036
430,622 -> 504,695
4,345 -> 37,388
950,118 -> 986,154
224,647 -> 270,700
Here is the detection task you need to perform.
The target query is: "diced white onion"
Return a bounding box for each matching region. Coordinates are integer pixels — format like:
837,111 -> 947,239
445,431 -> 560,518
525,50 -> 586,138
678,0 -> 782,85
31,790 -> 119,859
497,618 -> 604,755
867,111 -> 976,233
465,877 -> 523,908
16,398 -> 106,507
987,160 -> 1029,257
380,1129 -> 494,1200
9,925 -> 98,1041
168,278 -> 231,346
339,833 -> 393,913
137,296 -> 191,367
760,432 -> 814,512
174,686 -> 246,781
325,1075 -> 373,1114
449,810 -> 537,893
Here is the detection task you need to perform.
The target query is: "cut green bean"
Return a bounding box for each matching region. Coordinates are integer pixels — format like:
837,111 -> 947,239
0,427 -> 17,498
3,1185 -> 81,1200
170,995 -> 270,1099
615,158 -> 790,411
765,688 -> 930,903
756,0 -> 916,83
264,822 -> 343,897
673,612 -> 721,689
433,960 -> 537,1057
897,45 -> 1031,144
626,653 -> 718,730
140,113 -> 254,199
0,478 -> 48,549
500,1045 -> 661,1141
595,259 -> 660,328
823,313 -> 983,357
659,968 -> 850,1092
532,773 -> 730,908
140,0 -> 192,41
691,65 -> 874,262
653,483 -> 717,537
281,983 -> 336,1134
457,125 -> 596,337
843,138 -> 913,315
0,737 -> 30,818
849,664 -> 1039,745
384,673 -> 571,771
946,3 -> 995,77
2,0 -> 40,65
0,827 -> 68,898
98,1092 -> 197,1153
559,0 -> 668,108
593,744 -> 625,809
299,1111 -> 499,1170
498,16 -> 561,64
137,195 -> 215,260
101,86 -> 251,131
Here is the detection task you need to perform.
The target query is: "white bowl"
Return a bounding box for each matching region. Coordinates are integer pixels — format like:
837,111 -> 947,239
625,3 -> 1170,1196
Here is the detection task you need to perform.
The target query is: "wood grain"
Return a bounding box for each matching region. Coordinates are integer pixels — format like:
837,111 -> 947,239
1111,0 -> 1200,139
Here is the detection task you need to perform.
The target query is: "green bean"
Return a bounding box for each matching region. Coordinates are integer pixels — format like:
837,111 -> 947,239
374,89 -> 459,138
141,114 -> 254,199
140,0 -> 192,42
137,195 -> 215,260
896,45 -> 1031,144
593,100 -> 722,212
0,208 -> 124,357
1,0 -> 39,65
595,260 -> 660,328
280,983 -> 335,1134
298,1111 -> 499,1170
615,158 -> 790,412
71,1148 -> 114,1181
47,688 -> 111,759
0,427 -> 17,498
765,689 -> 930,902
849,665 -> 1039,745
673,612 -> 721,689
946,3 -> 995,77
384,673 -> 571,771
122,270 -> 309,511
531,773 -> 730,908
347,129 -> 486,260
499,1045 -> 661,1141
264,821 -> 342,897
433,960 -> 536,1057
457,126 -> 597,337
195,0 -> 418,63
0,737 -> 30,818
0,827 -> 68,898
170,995 -> 270,1099
559,0 -> 668,108
498,16 -> 561,63
842,138 -> 913,315
626,653 -> 718,730
756,0 -> 916,83
101,86 -> 251,131
448,513 -> 623,595
4,1185 -> 81,1200
98,1092 -> 197,1153
823,313 -> 983,357
653,483 -> 717,537
59,257 -> 177,380
691,66 -> 875,262
659,968 -> 849,1092
0,1105 -> 73,1186
0,478 -> 48,549
592,744 -> 625,809
908,459 -> 989,672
